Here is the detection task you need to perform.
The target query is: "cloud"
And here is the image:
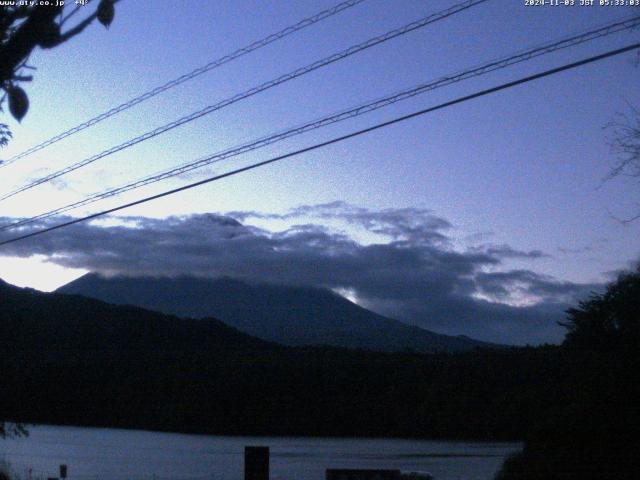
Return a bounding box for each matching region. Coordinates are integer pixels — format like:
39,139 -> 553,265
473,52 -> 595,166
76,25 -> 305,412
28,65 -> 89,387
474,270 -> 598,305
0,204 -> 602,345
229,201 -> 453,245
469,244 -> 550,260
557,237 -> 609,255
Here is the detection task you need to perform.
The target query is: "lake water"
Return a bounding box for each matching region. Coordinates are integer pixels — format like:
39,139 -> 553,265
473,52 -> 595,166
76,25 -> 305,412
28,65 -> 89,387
0,425 -> 521,480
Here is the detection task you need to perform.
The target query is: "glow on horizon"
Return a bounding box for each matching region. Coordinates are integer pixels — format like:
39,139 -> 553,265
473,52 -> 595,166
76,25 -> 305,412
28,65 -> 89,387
0,255 -> 87,292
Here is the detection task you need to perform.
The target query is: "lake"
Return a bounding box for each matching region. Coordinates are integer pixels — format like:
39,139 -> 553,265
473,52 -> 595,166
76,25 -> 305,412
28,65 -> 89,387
0,425 -> 521,480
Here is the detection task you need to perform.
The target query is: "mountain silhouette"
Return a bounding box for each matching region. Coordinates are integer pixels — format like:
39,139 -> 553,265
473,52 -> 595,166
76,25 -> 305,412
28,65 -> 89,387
1,276 -> 540,440
1,277 -> 271,359
57,273 -> 496,352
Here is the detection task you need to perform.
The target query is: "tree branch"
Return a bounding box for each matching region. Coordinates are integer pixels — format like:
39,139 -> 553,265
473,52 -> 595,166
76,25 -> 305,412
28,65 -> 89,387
53,10 -> 98,46
0,5 -> 62,83
59,4 -> 83,27
50,0 -> 122,47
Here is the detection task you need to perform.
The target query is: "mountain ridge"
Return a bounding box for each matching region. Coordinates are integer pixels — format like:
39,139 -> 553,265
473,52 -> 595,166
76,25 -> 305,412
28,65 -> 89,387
1,276 -> 273,358
57,273 -> 498,353
0,275 -> 552,440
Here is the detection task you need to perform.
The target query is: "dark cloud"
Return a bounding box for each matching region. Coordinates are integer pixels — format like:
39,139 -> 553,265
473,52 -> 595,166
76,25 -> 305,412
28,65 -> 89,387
0,204 -> 603,345
469,244 -> 550,260
229,201 -> 453,245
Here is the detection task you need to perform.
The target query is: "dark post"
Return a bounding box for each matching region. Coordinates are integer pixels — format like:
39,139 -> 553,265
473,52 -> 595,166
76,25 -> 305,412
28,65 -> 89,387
245,446 -> 269,480
59,465 -> 67,479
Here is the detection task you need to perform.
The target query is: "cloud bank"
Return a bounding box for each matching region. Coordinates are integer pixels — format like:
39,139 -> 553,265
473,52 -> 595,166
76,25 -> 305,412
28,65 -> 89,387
0,202 -> 601,344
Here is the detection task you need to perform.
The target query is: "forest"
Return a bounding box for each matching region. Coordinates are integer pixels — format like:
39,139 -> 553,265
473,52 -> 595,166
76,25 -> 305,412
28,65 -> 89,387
1,270 -> 638,454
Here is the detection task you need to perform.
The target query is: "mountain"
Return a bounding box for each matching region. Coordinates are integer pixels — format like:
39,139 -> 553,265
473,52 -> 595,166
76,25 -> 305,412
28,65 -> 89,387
57,273 -> 495,352
0,277 -> 271,359
0,276 -> 568,440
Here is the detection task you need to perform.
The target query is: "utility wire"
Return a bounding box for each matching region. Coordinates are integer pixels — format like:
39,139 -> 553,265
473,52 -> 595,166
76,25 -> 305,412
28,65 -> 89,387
1,42 -> 638,248
0,0 -> 489,203
1,14 -> 638,232
0,0 -> 368,168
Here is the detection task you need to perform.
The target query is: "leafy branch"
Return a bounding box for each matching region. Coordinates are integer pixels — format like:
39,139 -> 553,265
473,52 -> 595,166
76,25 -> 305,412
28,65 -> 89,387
0,0 -> 117,139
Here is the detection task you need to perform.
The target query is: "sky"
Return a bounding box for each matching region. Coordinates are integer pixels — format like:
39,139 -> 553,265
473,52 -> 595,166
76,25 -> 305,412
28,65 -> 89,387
0,0 -> 639,344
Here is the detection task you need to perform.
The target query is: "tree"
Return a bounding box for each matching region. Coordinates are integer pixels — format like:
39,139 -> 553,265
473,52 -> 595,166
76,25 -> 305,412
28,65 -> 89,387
605,104 -> 640,222
1,0 -> 117,438
1,0 -> 117,146
495,268 -> 640,479
560,265 -> 640,349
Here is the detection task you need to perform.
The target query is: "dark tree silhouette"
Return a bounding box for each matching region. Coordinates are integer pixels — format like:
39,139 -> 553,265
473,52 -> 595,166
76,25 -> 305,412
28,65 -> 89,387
0,0 -> 117,145
495,268 -> 640,479
607,107 -> 640,181
605,103 -> 640,222
561,266 -> 640,349
1,0 -> 117,437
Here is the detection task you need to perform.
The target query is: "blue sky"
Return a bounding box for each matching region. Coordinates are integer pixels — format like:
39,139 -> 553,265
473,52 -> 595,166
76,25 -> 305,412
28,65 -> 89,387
0,0 -> 638,343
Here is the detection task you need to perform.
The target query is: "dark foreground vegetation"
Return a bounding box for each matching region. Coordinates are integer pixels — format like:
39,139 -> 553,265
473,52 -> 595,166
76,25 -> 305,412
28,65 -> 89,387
496,267 -> 640,479
0,275 -> 560,439
1,268 -> 639,478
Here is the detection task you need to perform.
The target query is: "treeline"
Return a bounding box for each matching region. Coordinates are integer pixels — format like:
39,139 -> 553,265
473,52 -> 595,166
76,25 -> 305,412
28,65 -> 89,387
496,267 -> 640,479
0,279 -> 585,441
2,343 -> 568,440
1,272 -> 638,461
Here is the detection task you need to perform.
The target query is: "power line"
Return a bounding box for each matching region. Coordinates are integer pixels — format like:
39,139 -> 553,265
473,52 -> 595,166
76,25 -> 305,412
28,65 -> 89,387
0,0 -> 489,203
1,42 -> 637,248
1,14 -> 637,232
0,0 -> 368,168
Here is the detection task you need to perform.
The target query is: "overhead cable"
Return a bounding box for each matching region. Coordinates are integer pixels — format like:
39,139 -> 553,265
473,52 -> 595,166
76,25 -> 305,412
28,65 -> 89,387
0,0 -> 488,203
0,0 -> 369,167
2,13 -> 638,232
1,41 -> 638,247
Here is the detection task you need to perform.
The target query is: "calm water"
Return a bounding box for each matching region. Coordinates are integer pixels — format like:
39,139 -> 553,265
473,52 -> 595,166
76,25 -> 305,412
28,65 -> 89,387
0,425 -> 521,480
